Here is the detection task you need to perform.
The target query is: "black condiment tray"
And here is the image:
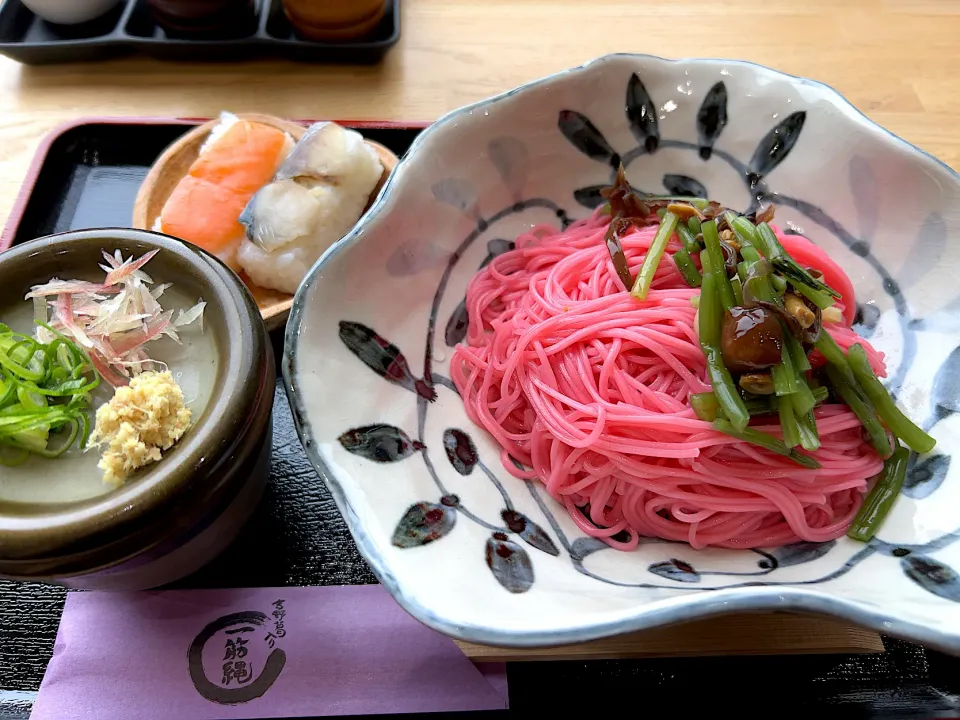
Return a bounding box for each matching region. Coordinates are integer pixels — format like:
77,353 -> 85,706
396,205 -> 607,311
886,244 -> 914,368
4,119 -> 960,719
0,0 -> 400,64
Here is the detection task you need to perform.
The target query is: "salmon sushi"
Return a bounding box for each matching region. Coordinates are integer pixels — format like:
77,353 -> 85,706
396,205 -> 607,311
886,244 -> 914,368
158,113 -> 295,270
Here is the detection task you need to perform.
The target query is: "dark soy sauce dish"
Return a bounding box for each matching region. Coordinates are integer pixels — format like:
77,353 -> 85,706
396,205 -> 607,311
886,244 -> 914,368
0,229 -> 274,591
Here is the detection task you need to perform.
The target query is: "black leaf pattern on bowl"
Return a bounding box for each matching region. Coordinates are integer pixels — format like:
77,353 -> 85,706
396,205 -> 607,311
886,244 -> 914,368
485,531 -> 534,593
338,424 -> 424,462
648,559 -> 701,583
696,81 -> 728,160
746,111 -> 806,188
901,553 -> 960,601
626,72 -> 660,153
569,536 -> 609,561
929,346 -> 960,427
755,540 -> 836,569
558,110 -> 620,168
573,185 -> 610,209
903,454 -> 951,500
431,178 -> 477,212
501,510 -> 560,556
443,428 -> 478,476
339,321 -> 437,401
481,238 -> 515,268
853,303 -> 882,339
849,156 -> 879,242
662,174 -> 707,199
897,213 -> 947,289
444,239 -> 516,346
488,137 -> 529,199
392,502 -> 457,548
444,300 -> 469,346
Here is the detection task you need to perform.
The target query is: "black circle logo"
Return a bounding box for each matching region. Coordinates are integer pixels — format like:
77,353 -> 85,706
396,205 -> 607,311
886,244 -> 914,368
187,610 -> 286,705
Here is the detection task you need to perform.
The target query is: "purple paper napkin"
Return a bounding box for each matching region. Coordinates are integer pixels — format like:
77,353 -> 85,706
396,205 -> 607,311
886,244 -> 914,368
32,585 -> 508,719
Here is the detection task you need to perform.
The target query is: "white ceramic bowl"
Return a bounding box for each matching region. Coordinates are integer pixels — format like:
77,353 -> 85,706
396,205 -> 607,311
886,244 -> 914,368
284,54 -> 960,651
21,0 -> 121,25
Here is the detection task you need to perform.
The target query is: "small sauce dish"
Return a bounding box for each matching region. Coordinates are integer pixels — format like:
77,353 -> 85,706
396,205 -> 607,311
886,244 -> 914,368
0,228 -> 274,590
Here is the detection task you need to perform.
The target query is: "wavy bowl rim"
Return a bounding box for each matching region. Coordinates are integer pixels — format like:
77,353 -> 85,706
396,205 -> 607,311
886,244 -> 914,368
283,53 -> 960,651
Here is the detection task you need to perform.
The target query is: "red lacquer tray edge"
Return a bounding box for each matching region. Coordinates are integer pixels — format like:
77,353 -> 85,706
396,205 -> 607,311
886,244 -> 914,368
1,115 -> 431,250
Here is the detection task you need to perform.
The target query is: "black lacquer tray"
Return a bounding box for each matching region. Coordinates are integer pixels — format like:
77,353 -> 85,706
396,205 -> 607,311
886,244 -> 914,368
0,0 -> 399,65
2,119 -> 960,720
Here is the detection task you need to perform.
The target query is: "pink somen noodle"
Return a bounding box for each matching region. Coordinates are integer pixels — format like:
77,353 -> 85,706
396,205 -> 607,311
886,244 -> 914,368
451,210 -> 887,550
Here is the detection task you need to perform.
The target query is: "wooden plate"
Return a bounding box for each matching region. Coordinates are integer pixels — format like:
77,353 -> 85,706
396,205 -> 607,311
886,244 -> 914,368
132,113 -> 399,331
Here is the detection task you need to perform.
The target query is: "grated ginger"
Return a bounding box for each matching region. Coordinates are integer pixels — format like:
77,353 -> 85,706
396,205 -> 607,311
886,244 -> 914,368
87,371 -> 191,485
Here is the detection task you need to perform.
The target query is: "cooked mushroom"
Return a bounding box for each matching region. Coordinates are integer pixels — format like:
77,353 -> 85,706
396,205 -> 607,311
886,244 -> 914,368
667,202 -> 702,221
739,373 -> 776,395
719,240 -> 739,277
720,306 -> 784,374
785,293 -> 816,329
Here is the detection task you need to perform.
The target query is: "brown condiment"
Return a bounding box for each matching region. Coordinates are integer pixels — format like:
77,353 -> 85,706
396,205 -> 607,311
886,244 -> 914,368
720,306 -> 784,374
283,0 -> 386,41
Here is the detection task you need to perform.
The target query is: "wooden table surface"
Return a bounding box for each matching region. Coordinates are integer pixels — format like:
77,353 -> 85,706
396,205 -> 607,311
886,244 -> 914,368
1,0 -> 959,228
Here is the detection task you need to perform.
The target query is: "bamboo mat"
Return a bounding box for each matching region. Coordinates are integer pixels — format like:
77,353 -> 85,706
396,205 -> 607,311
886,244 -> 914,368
456,613 -> 884,662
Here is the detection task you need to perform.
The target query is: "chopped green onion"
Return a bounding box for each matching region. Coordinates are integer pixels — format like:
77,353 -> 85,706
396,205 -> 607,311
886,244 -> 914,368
785,331 -> 811,373
656,207 -> 667,219
796,410 -> 821,452
713,418 -> 821,468
771,337 -> 799,396
672,248 -> 702,288
699,255 -> 749,431
687,216 -> 702,235
632,211 -> 679,300
771,274 -> 787,295
698,253 -> 721,346
690,392 -> 720,421
815,331 -> 859,386
731,276 -> 744,305
847,445 -> 909,542
740,245 -> 761,263
825,363 -> 892,458
746,221 -> 840,305
676,224 -> 701,255
774,395 -> 800,448
737,261 -> 749,283
848,344 -> 936,455
788,273 -> 836,310
0,324 -> 99,460
701,219 -> 736,311
744,396 -> 773,416
791,381 -> 818,417
730,216 -> 760,247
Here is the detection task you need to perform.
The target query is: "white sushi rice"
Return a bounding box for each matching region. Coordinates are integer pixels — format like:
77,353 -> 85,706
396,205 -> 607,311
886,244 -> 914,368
237,237 -> 320,295
198,111 -> 239,157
